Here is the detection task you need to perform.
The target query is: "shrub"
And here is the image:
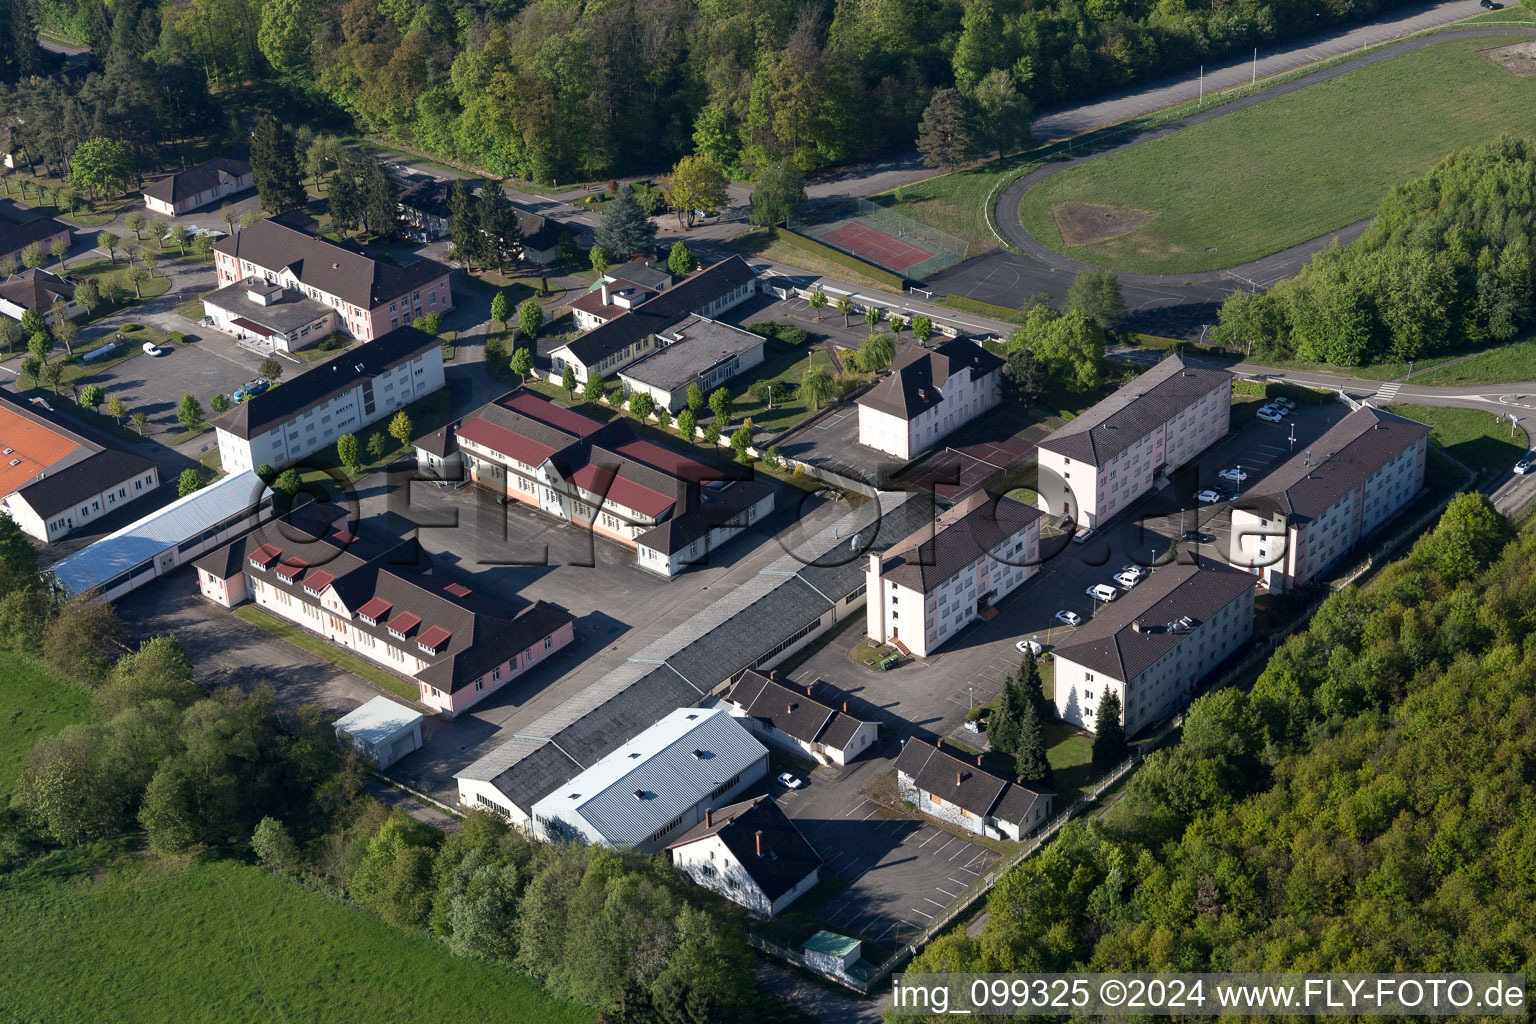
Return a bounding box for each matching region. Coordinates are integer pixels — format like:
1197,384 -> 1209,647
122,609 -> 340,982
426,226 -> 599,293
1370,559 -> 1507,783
318,334 -> 341,351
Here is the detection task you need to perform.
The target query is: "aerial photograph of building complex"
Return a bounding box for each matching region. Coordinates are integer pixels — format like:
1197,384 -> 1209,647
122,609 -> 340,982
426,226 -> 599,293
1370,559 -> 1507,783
1,0 -> 1533,1019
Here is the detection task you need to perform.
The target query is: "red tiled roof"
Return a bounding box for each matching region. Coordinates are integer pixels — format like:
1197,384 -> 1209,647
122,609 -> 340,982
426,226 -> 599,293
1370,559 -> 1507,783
275,561 -> 306,580
417,624 -> 453,651
249,544 -> 282,567
612,437 -> 718,485
455,418 -> 559,467
569,463 -> 674,518
357,596 -> 392,620
302,569 -> 337,592
387,611 -> 422,636
500,391 -> 605,438
442,582 -> 471,598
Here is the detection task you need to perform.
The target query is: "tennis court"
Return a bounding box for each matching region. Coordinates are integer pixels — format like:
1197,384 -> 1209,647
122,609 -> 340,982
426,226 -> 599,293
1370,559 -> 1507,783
821,220 -> 936,272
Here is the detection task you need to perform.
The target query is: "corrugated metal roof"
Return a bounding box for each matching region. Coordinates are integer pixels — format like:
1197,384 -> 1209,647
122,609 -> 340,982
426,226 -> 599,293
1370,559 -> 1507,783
530,708 -> 767,847
48,470 -> 267,595
333,695 -> 423,746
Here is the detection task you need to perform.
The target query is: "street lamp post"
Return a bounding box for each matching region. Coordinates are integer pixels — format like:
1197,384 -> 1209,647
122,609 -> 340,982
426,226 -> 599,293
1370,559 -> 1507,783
968,686 -> 974,710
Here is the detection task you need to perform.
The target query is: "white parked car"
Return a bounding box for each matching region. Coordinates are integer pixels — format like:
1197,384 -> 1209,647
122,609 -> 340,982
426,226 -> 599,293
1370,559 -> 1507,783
1055,610 -> 1081,627
1195,488 -> 1222,504
1256,408 -> 1284,424
1015,639 -> 1043,656
777,772 -> 804,790
1218,468 -> 1248,483
1071,527 -> 1095,545
1515,456 -> 1533,475
1114,571 -> 1141,590
1086,583 -> 1118,603
142,341 -> 163,356
1118,565 -> 1146,581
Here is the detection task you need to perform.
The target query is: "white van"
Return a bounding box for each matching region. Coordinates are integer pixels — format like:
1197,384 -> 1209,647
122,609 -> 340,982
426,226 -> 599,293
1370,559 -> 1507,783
1086,583 -> 1118,603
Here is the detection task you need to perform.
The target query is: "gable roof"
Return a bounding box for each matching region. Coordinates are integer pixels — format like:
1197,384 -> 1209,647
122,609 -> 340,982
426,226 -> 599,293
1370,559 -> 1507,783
857,336 -> 1003,420
878,490 -> 1042,593
212,215 -> 449,309
1050,560 -> 1255,681
9,448 -> 156,518
666,795 -> 822,900
0,389 -> 95,497
724,670 -> 874,752
0,268 -> 75,312
552,256 -> 757,369
141,157 -> 251,204
0,209 -> 70,256
893,737 -> 1052,825
210,325 -> 439,439
1037,355 -> 1231,466
1241,406 -> 1429,523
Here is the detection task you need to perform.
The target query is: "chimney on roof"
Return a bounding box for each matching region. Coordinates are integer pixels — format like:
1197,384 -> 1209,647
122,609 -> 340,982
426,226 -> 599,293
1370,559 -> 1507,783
705,807 -> 713,828
787,702 -> 795,714
956,771 -> 963,787
755,830 -> 764,856
770,670 -> 778,681
601,281 -> 610,305
1132,620 -> 1145,633
843,701 -> 849,713
977,755 -> 983,767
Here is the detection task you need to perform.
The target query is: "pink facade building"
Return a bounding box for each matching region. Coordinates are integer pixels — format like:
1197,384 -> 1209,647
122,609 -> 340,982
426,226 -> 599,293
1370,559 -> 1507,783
213,214 -> 452,342
194,504 -> 574,716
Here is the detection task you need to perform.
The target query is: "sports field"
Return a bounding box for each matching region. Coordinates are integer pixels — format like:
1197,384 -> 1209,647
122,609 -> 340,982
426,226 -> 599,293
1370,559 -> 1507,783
821,220 -> 935,271
1018,38 -> 1536,274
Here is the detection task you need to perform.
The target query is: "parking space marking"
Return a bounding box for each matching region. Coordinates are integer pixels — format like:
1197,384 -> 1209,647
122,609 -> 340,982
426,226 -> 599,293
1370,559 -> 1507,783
948,877 -> 970,887
948,844 -> 972,861
924,897 -> 947,909
932,836 -> 957,855
872,922 -> 898,943
909,907 -> 933,919
859,808 -> 879,821
936,886 -> 960,898
918,830 -> 943,848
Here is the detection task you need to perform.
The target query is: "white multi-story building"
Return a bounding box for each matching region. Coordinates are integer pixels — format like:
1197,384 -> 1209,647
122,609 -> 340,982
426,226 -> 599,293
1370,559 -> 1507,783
1051,561 -> 1256,735
1230,406 -> 1429,593
667,795 -> 822,918
1036,355 -> 1232,530
865,491 -> 1043,657
856,337 -> 1004,461
212,325 -> 444,474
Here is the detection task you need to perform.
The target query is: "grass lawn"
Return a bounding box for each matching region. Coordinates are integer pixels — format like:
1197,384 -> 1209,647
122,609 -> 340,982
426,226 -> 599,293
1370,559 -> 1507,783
1391,403 -> 1531,475
0,652 -> 93,799
174,293 -> 210,321
233,605 -> 421,702
1248,352 -> 1452,381
724,228 -> 906,293
200,447 -> 224,477
1018,39 -> 1536,274
1423,339 -> 1536,386
733,341 -> 839,436
167,421 -> 213,446
0,846 -> 594,1024
1042,721 -> 1095,805
869,168 -> 1012,253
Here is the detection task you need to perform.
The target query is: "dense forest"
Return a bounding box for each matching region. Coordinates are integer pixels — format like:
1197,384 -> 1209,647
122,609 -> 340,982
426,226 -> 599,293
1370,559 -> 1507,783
1213,137 -> 1536,366
906,493 -> 1535,994
7,0 -> 1439,183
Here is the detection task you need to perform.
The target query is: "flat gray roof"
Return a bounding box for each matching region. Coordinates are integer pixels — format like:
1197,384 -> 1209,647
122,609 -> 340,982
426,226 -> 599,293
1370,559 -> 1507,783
619,315 -> 765,393
205,281 -> 334,335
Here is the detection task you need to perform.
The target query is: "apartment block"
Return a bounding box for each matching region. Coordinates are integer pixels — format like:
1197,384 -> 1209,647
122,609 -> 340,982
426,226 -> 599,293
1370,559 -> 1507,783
856,337 -> 1004,461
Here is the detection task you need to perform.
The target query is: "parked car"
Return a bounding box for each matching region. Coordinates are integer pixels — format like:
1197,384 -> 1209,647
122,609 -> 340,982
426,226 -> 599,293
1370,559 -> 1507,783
234,378 -> 271,402
776,772 -> 804,790
1481,0 -> 1502,9
1516,456 -> 1534,475
141,341 -> 163,356
1182,529 -> 1215,543
1114,571 -> 1141,590
1195,488 -> 1222,504
1218,467 -> 1248,483
1256,409 -> 1285,424
1071,527 -> 1095,545
1271,396 -> 1297,409
1015,639 -> 1043,656
1086,583 -> 1118,603
1055,610 -> 1081,627
1118,565 -> 1146,581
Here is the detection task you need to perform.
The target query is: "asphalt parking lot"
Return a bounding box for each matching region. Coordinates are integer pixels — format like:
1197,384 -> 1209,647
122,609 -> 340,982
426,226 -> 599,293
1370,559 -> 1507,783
774,768 -> 996,950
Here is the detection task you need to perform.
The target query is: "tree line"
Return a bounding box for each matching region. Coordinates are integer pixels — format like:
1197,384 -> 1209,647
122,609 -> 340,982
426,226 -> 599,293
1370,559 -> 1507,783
0,514 -> 778,1023
1213,136 -> 1536,367
905,493 -> 1533,993
11,0 -> 1439,189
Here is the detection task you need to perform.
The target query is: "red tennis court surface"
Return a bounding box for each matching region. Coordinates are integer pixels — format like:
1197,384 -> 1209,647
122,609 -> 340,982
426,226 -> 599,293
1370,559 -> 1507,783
821,220 -> 935,272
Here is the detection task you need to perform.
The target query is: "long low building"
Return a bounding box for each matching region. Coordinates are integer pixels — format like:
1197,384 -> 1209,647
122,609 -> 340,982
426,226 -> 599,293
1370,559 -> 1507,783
214,325 -> 444,474
617,315 -> 767,414
894,738 -> 1053,841
455,491 -> 936,824
723,670 -> 878,767
141,156 -> 253,216
1051,560 -> 1256,735
46,469 -> 272,602
1230,406 -> 1429,593
528,707 -> 768,851
194,503 -> 576,717
865,490 -> 1043,657
1036,355 -> 1231,530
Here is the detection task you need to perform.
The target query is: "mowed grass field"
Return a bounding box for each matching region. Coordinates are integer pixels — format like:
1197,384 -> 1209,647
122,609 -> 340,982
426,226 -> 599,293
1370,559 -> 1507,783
1018,38 -> 1536,274
1427,338 -> 1536,386
0,652 -> 93,798
1392,403 -> 1531,475
0,846 -> 595,1024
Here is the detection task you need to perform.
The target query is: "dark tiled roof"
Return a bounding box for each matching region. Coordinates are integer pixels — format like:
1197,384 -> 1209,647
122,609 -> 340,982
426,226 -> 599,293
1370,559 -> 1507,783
607,261 -> 675,291
414,423 -> 458,458
0,212 -> 70,256
857,336 -> 1003,420
0,268 -> 74,312
1241,406 -> 1429,523
141,157 -> 251,204
9,448 -> 156,518
666,795 -> 822,901
555,256 -> 756,368
210,326 -> 439,439
1050,560 -> 1255,681
634,479 -> 774,555
397,178 -> 462,221
878,491 -> 1042,593
725,671 -> 834,745
213,216 -> 449,309
1036,355 -> 1231,466
894,738 -> 1049,825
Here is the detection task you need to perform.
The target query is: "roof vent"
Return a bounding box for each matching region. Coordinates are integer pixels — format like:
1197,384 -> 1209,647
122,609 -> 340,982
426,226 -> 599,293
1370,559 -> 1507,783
691,748 -> 703,760
331,262 -> 340,269
632,789 -> 645,800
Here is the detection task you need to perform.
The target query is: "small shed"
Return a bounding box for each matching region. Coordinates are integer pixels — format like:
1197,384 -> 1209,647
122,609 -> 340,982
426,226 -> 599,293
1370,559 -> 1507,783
334,697 -> 424,769
802,930 -> 862,977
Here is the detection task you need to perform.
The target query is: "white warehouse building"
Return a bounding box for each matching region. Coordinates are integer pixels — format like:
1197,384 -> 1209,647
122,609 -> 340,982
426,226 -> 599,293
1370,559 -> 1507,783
212,326 -> 443,474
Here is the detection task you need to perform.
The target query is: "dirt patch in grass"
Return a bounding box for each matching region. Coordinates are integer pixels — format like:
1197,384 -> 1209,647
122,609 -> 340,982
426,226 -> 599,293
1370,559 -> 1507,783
1052,203 -> 1157,246
1479,40 -> 1536,76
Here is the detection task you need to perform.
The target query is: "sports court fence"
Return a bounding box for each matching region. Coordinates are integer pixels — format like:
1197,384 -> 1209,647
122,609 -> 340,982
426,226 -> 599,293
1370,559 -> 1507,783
792,198 -> 970,281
